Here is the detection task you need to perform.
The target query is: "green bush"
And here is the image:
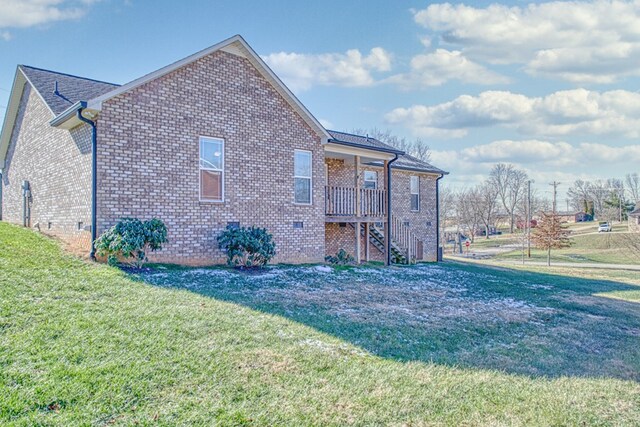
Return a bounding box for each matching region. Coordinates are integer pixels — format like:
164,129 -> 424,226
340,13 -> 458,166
325,249 -> 354,265
217,226 -> 276,268
95,218 -> 168,268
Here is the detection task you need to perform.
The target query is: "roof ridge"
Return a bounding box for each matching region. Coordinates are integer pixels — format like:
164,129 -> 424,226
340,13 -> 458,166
328,129 -> 382,141
19,64 -> 120,87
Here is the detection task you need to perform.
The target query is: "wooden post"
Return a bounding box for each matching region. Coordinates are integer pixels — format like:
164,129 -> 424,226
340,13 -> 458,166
355,221 -> 361,264
364,222 -> 370,262
354,155 -> 360,218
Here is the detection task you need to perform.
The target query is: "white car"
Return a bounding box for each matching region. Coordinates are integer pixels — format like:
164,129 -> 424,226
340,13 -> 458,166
598,222 -> 612,232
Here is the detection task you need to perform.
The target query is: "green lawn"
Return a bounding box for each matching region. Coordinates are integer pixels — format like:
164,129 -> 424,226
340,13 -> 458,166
1,222 -> 639,425
494,231 -> 640,264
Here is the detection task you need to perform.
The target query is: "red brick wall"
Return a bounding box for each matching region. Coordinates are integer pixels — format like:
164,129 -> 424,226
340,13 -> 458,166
96,50 -> 325,265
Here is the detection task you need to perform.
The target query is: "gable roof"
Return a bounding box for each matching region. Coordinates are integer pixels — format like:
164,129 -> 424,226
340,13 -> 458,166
630,207 -> 640,217
86,34 -> 330,141
19,65 -> 119,116
328,130 -> 447,175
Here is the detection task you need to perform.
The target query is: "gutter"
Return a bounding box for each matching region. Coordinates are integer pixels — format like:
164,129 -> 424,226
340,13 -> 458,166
386,153 -> 399,266
49,101 -> 85,127
435,174 -> 445,262
75,104 -> 98,260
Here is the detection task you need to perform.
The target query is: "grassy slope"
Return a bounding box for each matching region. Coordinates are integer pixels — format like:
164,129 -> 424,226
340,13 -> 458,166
1,223 -> 639,426
495,232 -> 640,264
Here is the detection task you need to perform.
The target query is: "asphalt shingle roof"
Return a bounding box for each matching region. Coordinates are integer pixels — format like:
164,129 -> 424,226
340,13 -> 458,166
630,207 -> 640,217
328,130 -> 447,175
19,65 -> 119,116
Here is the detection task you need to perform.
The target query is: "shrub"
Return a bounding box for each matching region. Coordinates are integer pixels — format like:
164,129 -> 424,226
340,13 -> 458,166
217,226 -> 276,268
325,249 -> 354,265
95,218 -> 168,268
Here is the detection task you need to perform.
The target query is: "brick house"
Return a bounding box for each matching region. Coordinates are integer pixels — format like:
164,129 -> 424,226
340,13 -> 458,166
0,35 -> 446,266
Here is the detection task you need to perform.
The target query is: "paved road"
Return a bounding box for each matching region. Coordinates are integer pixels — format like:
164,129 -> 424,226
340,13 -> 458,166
499,260 -> 640,271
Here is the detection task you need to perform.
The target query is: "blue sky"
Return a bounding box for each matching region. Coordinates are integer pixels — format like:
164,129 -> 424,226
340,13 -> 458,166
1,0 -> 639,200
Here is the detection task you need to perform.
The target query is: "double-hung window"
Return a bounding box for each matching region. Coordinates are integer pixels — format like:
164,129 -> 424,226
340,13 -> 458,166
199,137 -> 224,202
363,171 -> 378,189
294,150 -> 312,204
410,176 -> 420,211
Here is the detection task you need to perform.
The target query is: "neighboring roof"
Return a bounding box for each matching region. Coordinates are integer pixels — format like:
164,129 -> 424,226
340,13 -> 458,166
19,65 -> 119,116
328,130 -> 447,175
630,207 -> 640,217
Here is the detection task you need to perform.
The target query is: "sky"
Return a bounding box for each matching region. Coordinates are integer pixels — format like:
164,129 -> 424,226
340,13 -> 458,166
1,0 -> 639,202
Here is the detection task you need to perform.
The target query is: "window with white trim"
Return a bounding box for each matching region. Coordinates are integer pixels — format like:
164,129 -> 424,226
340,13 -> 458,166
363,170 -> 378,189
199,137 -> 224,202
294,150 -> 312,204
410,175 -> 419,211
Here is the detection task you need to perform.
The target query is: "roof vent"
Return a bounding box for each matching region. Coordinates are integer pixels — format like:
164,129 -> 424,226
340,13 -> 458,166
53,80 -> 59,95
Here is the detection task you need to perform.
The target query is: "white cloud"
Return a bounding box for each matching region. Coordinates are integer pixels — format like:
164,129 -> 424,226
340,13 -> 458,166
385,89 -> 640,138
387,49 -> 509,88
263,47 -> 392,92
413,1 -> 640,83
0,30 -> 11,41
0,0 -> 88,29
431,140 -> 640,193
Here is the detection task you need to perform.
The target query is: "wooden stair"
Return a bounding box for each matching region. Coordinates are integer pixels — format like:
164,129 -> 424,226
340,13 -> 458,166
350,222 -> 418,264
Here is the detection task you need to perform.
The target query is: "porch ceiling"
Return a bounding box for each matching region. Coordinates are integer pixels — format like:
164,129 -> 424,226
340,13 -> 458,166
324,142 -> 396,162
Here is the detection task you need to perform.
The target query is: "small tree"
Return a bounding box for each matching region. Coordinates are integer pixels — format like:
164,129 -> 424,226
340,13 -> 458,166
531,212 -> 571,266
217,226 -> 276,268
95,218 -> 168,268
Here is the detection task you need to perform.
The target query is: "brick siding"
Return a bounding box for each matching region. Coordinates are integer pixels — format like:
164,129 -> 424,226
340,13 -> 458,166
1,84 -> 92,249
324,157 -> 439,262
95,50 -> 325,265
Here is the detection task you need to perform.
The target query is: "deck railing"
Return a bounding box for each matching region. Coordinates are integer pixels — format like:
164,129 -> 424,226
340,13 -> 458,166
389,215 -> 421,262
325,186 -> 386,217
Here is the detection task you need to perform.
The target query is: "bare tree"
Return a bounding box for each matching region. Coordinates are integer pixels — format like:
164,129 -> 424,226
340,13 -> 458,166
456,189 -> 481,243
489,163 -> 528,233
475,181 -> 499,239
626,172 -> 640,203
438,185 -> 455,250
352,128 -> 431,162
531,212 -> 571,266
567,179 -> 592,212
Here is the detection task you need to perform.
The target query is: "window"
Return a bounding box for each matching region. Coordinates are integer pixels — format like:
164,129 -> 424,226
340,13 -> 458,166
410,176 -> 419,211
200,137 -> 224,202
294,150 -> 312,204
363,171 -> 377,189
293,221 -> 304,229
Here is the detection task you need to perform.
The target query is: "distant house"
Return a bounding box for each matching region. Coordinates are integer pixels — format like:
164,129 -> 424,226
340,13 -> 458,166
629,205 -> 640,233
574,212 -> 593,222
0,35 -> 447,266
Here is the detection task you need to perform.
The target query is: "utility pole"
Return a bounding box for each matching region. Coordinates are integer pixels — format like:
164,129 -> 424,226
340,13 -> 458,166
550,181 -> 560,214
527,180 -> 533,258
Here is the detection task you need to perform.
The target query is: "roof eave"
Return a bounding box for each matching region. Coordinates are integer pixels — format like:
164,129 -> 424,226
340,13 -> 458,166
49,101 -> 87,128
327,138 -> 404,155
392,165 -> 449,175
0,68 -> 28,170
